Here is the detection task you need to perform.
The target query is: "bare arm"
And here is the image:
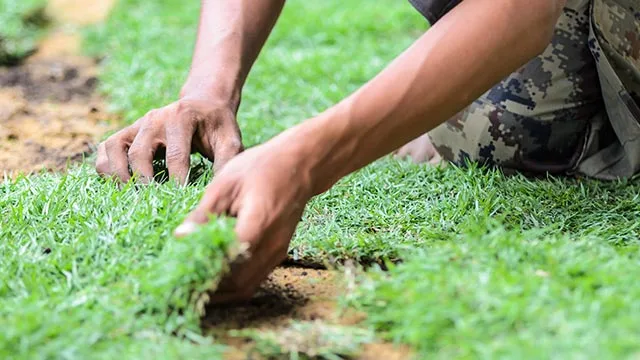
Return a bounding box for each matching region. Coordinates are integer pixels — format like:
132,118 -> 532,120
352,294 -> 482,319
178,0 -> 568,302
181,0 -> 285,109
296,0 -> 567,194
97,0 -> 285,183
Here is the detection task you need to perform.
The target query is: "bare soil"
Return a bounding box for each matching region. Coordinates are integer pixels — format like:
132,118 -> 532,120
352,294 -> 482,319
0,55 -> 112,173
47,0 -> 116,26
204,267 -> 361,332
206,267 -> 412,359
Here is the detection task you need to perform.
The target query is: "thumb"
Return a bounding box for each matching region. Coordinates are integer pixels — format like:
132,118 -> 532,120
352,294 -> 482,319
212,128 -> 243,173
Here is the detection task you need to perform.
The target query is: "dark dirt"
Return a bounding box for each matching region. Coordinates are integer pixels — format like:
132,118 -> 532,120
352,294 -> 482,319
0,53 -> 113,174
0,58 -> 98,102
203,267 -> 359,332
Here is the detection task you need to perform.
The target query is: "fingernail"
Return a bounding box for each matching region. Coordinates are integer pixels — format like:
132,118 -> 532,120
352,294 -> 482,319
174,222 -> 197,237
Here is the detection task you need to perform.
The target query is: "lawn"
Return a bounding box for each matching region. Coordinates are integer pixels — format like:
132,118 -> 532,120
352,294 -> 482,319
3,0 -> 640,358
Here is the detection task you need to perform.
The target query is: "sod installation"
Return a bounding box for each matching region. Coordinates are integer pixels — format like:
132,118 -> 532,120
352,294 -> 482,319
4,0 -> 640,358
80,0 -> 640,356
0,170 -> 239,358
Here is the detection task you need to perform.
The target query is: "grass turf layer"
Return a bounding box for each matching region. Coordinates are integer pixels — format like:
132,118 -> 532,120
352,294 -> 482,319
295,161 -> 640,264
2,0 -> 639,357
349,222 -> 640,358
0,168 -> 237,359
0,0 -> 48,65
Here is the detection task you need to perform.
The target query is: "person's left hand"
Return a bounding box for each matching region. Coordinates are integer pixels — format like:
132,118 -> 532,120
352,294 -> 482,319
174,137 -> 314,303
394,133 -> 445,165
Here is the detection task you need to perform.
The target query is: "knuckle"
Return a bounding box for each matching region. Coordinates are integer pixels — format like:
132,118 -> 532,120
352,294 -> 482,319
140,110 -> 165,128
220,108 -> 236,121
105,130 -> 132,150
104,137 -> 119,151
165,145 -> 188,162
127,145 -> 144,159
226,137 -> 243,153
145,109 -> 158,118
95,160 -> 108,174
175,101 -> 199,119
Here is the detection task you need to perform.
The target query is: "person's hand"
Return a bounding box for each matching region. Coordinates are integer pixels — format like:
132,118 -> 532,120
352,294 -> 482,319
394,133 -> 445,166
174,138 -> 314,303
96,97 -> 243,184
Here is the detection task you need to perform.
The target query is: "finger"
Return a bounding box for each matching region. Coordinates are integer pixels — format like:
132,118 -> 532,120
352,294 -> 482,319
394,146 -> 409,159
210,227 -> 290,304
212,128 -> 243,173
165,121 -> 194,185
104,136 -> 132,182
128,130 -> 161,183
234,200 -> 265,246
411,148 -> 430,163
95,142 -> 109,176
212,198 -> 298,304
210,245 -> 288,304
210,249 -> 286,304
429,152 -> 446,167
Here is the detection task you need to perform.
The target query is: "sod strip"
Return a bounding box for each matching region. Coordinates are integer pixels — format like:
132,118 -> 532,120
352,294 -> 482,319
0,167 -> 238,359
348,222 -> 640,358
293,160 -> 640,265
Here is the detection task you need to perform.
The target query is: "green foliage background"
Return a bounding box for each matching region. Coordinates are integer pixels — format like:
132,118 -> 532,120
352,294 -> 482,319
0,0 -> 47,65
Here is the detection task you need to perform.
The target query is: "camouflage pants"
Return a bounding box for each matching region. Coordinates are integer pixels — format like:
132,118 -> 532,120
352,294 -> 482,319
428,0 -> 640,177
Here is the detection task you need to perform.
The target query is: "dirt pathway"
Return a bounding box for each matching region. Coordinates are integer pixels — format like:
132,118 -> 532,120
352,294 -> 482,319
0,0 -> 116,175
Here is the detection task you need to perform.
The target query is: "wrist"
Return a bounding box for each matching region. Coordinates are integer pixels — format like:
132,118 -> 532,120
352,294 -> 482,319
273,107 -> 359,196
180,75 -> 242,112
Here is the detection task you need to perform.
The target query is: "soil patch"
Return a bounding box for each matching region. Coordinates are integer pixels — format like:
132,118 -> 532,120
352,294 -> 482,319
0,1 -> 116,175
204,266 -> 412,359
0,36 -> 113,175
204,267 -> 360,332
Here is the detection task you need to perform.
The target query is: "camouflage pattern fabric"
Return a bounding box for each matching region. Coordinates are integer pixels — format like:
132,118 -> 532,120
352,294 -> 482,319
593,0 -> 640,104
409,0 -> 640,178
427,0 -> 604,174
577,0 -> 640,178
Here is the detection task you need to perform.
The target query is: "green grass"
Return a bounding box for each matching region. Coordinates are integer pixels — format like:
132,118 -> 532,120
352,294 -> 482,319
295,161 -> 640,264
0,0 -> 48,65
3,0 -> 640,358
0,169 -> 238,359
348,223 -> 640,358
84,0 -> 426,144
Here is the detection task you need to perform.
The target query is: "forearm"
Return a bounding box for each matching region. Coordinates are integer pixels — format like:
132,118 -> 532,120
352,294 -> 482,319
180,0 -> 285,110
287,0 -> 565,194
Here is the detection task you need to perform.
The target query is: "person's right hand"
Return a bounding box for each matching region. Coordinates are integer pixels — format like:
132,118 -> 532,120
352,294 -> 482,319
96,97 -> 243,184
